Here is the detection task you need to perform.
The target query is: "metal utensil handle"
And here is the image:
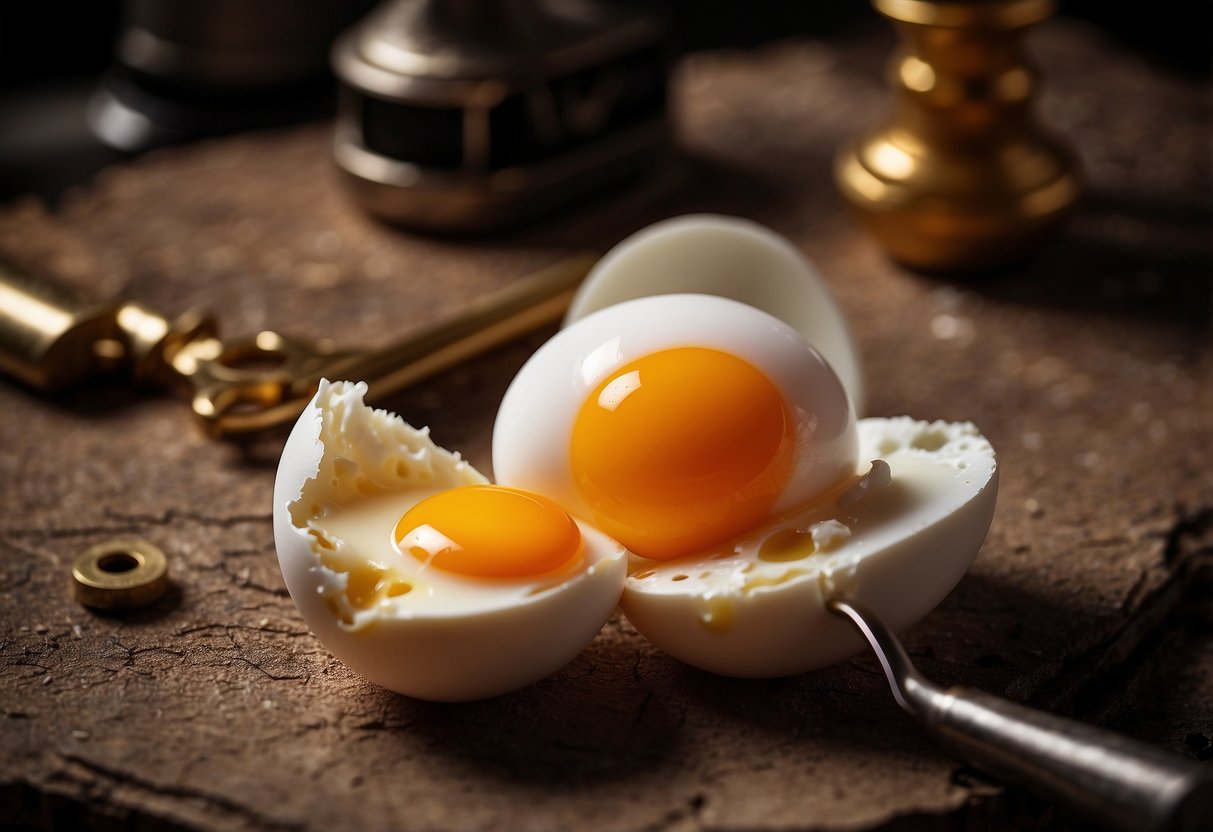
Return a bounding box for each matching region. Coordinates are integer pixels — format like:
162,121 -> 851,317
0,251 -> 597,438
0,256 -> 123,389
318,253 -> 597,404
192,252 -> 598,437
828,598 -> 1212,831
925,685 -> 1212,832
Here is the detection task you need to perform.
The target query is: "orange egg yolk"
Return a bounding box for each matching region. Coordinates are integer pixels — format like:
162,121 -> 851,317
395,485 -> 582,578
570,346 -> 795,561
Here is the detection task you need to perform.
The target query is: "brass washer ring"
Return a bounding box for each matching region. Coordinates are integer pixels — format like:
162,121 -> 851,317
72,539 -> 169,609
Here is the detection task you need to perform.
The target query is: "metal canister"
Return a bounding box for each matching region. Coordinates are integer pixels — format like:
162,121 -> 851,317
331,0 -> 672,232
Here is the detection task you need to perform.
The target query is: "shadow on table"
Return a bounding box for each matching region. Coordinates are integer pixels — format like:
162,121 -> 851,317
949,190 -> 1212,330
361,624 -> 686,787
350,564 -> 1158,795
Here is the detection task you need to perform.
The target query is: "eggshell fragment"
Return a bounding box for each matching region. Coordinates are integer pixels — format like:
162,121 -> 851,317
618,417 -> 998,678
565,214 -> 865,413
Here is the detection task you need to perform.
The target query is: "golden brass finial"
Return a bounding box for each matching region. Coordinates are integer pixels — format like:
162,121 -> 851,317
835,0 -> 1081,272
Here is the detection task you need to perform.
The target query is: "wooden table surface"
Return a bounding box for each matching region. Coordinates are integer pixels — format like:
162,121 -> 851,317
2,18 -> 1210,832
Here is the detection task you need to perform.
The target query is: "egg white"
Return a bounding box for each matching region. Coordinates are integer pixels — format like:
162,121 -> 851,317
273,380 -> 628,702
618,417 -> 999,677
493,293 -> 859,529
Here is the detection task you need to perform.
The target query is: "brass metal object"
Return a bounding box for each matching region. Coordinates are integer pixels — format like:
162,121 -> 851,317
72,539 -> 170,610
332,0 -> 671,231
0,258 -> 130,390
0,254 -> 595,438
835,0 -> 1081,272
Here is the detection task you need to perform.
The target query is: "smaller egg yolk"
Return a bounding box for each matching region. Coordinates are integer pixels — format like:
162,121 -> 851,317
395,485 -> 582,578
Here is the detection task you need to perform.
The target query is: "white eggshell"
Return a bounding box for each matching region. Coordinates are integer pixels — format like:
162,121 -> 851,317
493,293 -> 858,528
273,380 -> 628,702
565,214 -> 865,413
618,417 -> 999,677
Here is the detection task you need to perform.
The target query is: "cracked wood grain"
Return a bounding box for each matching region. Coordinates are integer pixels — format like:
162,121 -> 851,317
2,18 -> 1211,832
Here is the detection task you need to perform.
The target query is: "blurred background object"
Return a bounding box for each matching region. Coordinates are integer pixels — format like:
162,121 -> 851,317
835,0 -> 1082,272
88,0 -> 373,152
330,0 -> 671,232
0,0 -> 1208,208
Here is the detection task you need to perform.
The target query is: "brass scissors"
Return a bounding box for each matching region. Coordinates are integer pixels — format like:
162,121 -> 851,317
0,254 -> 595,438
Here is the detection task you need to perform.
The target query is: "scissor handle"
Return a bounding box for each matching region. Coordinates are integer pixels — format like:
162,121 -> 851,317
1,252 -> 596,439
170,329 -> 357,438
178,253 -> 597,438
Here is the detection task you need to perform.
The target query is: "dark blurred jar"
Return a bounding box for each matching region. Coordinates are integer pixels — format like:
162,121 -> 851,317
330,0 -> 673,232
91,0 -> 373,150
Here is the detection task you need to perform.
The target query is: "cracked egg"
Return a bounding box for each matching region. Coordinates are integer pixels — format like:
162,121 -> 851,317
614,419 -> 997,677
273,214 -> 998,698
494,282 -> 997,678
272,380 -> 627,702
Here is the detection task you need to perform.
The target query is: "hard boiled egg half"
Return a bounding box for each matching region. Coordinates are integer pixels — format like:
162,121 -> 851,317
273,214 -> 998,699
273,380 -> 627,701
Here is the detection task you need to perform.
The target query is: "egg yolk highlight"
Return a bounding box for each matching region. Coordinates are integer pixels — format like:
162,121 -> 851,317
571,347 -> 795,560
395,485 -> 582,578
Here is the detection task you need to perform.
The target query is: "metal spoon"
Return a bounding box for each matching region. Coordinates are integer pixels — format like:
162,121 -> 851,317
827,597 -> 1213,831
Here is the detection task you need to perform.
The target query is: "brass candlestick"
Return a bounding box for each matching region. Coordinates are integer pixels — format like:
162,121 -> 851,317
835,0 -> 1081,272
